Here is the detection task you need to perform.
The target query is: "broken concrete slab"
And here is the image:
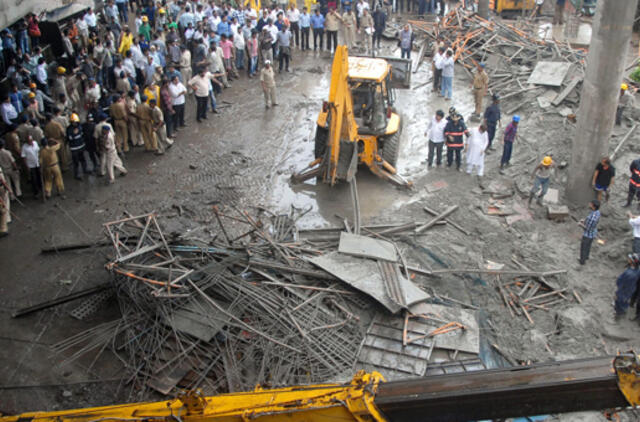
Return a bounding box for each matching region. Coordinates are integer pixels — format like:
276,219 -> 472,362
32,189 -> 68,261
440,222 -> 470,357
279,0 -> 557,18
537,89 -> 558,109
557,106 -> 573,117
547,205 -> 569,221
309,252 -> 429,313
527,61 -> 571,87
544,188 -> 560,204
408,302 -> 480,354
338,232 -> 397,262
426,179 -> 448,193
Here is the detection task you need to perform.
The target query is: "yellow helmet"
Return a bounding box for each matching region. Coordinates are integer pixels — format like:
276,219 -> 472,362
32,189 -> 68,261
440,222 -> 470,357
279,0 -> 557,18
541,156 -> 553,166
142,15 -> 149,22
57,66 -> 66,75
621,83 -> 629,91
70,113 -> 80,123
158,8 -> 166,13
28,92 -> 36,99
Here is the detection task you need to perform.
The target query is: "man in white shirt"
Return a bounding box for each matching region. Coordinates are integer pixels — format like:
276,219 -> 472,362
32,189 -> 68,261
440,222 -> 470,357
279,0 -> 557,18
169,76 -> 187,128
432,46 -> 444,94
36,58 -> 48,89
629,212 -> 640,253
123,52 -> 136,80
21,135 -> 41,196
1,97 -> 18,126
84,8 -> 98,32
287,5 -> 300,48
234,27 -> 245,70
189,69 -> 221,122
266,19 -> 279,57
425,109 -> 446,168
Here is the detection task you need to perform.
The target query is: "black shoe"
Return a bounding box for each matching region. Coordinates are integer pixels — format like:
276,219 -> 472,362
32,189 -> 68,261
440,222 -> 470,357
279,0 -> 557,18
623,202 -> 631,208
196,119 -> 201,123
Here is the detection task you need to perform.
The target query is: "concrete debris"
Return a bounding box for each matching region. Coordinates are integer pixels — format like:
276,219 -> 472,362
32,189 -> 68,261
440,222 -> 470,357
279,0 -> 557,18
338,232 -> 398,262
409,9 -> 587,115
547,205 -> 570,221
527,61 -> 572,86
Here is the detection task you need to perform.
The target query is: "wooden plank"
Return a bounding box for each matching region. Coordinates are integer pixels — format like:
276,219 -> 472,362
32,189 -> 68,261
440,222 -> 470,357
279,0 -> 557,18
415,205 -> 458,234
412,39 -> 428,73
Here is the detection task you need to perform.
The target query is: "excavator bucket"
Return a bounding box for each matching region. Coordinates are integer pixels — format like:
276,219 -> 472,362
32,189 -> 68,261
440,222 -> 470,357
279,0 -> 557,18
376,56 -> 412,88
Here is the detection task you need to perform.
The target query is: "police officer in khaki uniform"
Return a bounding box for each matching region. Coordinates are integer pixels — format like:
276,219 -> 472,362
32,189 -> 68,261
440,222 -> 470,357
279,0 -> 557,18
471,62 -> 489,117
149,98 -> 173,155
0,167 -> 9,237
39,138 -> 65,198
126,91 -> 143,147
110,93 -> 130,152
136,95 -> 158,152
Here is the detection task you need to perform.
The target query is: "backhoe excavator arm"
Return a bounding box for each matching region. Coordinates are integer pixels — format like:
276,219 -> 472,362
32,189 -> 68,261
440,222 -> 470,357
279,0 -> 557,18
325,45 -> 359,185
3,354 -> 640,422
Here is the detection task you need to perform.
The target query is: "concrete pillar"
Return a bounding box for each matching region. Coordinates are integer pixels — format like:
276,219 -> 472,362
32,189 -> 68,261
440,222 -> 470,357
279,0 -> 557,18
477,0 -> 489,19
567,0 -> 638,204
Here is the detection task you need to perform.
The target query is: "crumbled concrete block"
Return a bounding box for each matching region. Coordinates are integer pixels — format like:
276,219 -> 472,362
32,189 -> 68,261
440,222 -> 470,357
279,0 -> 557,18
547,205 -> 569,221
544,188 -> 560,204
426,180 -> 448,193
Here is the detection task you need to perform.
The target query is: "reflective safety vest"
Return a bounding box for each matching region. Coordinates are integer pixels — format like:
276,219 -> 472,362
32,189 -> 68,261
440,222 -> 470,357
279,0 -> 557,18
630,159 -> 640,187
444,120 -> 468,149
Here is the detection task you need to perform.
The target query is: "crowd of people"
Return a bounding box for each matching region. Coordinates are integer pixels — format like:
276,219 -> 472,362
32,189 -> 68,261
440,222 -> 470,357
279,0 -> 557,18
0,0 -> 467,237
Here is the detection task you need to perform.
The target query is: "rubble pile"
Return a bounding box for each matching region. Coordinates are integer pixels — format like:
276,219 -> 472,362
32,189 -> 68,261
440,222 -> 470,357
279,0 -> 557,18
410,9 -> 587,116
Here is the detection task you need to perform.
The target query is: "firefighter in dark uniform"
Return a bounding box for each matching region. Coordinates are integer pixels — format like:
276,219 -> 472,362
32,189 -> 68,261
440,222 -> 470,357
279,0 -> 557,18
66,113 -> 89,180
624,157 -> 640,208
444,112 -> 469,171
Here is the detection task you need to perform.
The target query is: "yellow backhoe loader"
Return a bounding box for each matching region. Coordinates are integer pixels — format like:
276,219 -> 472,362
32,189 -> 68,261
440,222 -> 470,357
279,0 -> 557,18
3,353 -> 640,422
291,45 -> 412,188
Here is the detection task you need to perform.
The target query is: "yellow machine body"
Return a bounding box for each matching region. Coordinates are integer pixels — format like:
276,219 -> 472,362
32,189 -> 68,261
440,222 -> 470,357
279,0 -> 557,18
306,46 -> 408,187
0,372 -> 386,422
493,0 -> 536,13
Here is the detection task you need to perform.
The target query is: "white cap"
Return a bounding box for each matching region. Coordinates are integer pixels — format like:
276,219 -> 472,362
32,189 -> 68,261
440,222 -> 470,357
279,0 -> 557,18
264,60 -> 271,65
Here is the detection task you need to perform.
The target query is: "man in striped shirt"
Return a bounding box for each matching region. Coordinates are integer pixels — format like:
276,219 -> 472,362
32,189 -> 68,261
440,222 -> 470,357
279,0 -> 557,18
579,200 -> 600,266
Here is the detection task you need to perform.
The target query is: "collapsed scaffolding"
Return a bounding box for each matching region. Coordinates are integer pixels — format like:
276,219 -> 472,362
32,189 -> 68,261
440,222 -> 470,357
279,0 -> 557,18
44,203 -> 576,401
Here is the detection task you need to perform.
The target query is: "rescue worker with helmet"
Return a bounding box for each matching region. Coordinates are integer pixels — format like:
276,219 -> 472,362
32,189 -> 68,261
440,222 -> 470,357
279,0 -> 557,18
529,155 -> 554,207
617,83 -> 635,126
623,157 -> 640,208
66,113 -> 89,180
443,108 -> 469,171
499,115 -> 519,172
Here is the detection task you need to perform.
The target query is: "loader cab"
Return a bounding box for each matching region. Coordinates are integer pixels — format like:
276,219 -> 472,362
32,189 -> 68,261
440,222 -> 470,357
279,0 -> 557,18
348,57 -> 395,135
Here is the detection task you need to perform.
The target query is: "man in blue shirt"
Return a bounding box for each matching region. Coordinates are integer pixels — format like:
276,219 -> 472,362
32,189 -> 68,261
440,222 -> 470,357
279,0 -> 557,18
579,199 -> 600,265
483,94 -> 500,150
179,7 -> 196,31
614,254 -> 640,320
115,0 -> 129,23
299,7 -> 311,50
217,14 -> 231,37
310,9 -> 325,51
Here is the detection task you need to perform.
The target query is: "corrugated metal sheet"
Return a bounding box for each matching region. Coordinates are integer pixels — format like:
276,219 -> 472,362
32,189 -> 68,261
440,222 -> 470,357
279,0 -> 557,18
0,0 -> 92,30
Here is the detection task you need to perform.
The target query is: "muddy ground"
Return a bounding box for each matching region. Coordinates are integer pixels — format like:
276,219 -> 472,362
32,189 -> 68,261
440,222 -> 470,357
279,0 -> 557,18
2,11 -> 640,421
